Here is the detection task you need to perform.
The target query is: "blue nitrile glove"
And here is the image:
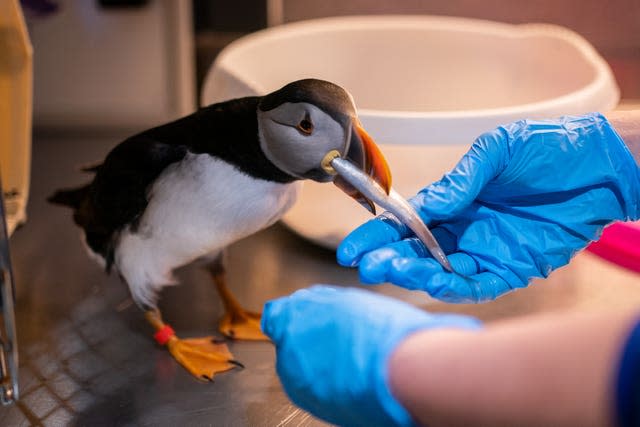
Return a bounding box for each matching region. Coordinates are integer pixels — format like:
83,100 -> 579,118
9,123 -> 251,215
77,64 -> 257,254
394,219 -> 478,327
262,285 -> 481,427
338,113 -> 640,303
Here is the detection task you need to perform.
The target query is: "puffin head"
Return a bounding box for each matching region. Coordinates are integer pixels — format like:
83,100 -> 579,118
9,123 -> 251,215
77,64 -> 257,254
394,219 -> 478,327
257,79 -> 391,214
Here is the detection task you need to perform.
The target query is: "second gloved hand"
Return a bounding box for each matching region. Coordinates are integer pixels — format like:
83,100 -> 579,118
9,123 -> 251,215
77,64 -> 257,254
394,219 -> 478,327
338,113 -> 640,302
262,285 -> 481,427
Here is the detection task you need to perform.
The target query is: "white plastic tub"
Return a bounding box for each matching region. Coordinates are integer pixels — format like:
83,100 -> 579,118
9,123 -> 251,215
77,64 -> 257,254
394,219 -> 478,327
202,15 -> 619,248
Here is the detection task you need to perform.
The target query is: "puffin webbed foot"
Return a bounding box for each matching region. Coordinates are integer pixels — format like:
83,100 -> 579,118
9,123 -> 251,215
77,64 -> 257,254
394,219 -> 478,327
166,335 -> 242,381
145,309 -> 241,381
219,308 -> 267,341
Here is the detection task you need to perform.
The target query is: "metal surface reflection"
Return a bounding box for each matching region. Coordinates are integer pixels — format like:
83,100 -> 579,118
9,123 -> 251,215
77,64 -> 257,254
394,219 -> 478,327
2,133 -> 640,426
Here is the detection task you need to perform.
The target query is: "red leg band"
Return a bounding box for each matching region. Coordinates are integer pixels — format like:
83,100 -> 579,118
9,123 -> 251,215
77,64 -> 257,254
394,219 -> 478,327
154,324 -> 175,346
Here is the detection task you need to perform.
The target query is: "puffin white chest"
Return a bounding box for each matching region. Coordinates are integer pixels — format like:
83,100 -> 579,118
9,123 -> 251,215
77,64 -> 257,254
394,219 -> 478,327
147,152 -> 300,251
116,152 -> 301,283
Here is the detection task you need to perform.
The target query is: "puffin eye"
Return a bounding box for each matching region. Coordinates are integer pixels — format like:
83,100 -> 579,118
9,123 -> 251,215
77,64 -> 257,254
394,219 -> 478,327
297,116 -> 314,135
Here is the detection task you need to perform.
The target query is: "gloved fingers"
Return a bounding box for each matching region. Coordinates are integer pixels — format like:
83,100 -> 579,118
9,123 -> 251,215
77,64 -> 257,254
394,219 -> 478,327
262,286 -> 332,342
425,271 -> 513,302
359,250 -> 477,286
387,258 -> 513,303
411,129 -> 506,222
337,213 -> 411,267
358,228 -> 458,284
262,285 -> 434,340
385,253 -> 479,287
417,226 -> 458,255
264,285 -> 483,427
261,295 -> 288,342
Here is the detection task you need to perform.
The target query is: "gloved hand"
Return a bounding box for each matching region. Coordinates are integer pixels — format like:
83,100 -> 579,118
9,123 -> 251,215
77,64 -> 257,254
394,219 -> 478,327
262,285 -> 481,427
338,113 -> 640,302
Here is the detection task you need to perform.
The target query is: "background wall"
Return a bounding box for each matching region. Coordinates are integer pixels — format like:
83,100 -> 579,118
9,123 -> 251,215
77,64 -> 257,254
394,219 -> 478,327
277,0 -> 640,102
195,0 -> 640,103
26,0 -> 195,130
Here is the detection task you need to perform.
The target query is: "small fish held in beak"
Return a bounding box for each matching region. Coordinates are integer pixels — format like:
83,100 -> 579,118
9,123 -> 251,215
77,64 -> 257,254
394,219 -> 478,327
48,79 -> 398,381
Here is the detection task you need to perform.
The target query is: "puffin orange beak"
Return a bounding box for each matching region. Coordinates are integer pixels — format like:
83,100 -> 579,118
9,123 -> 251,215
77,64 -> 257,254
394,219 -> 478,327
333,121 -> 392,214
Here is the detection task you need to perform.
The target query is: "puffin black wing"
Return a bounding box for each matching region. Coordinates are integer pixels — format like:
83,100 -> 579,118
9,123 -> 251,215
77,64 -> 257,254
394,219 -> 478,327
49,96 -> 294,271
49,138 -> 189,270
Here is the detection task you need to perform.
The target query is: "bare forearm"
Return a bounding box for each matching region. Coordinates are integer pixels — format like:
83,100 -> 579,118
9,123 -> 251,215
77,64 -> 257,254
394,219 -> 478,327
389,309 -> 640,427
606,110 -> 640,165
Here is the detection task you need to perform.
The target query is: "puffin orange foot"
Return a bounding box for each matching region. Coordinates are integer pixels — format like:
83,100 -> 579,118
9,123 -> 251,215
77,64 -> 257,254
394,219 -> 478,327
167,336 -> 242,381
219,309 -> 268,341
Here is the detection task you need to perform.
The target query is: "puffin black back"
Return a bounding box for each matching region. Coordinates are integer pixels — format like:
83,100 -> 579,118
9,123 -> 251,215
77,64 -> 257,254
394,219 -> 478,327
48,95 -> 295,269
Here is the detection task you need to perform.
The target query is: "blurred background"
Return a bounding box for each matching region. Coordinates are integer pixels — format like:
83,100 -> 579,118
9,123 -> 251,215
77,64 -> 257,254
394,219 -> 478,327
1,1 -> 640,425
22,0 -> 640,132
194,0 -> 640,101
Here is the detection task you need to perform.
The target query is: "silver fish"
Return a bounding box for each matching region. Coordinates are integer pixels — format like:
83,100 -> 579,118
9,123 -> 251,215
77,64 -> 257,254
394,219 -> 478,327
328,155 -> 455,273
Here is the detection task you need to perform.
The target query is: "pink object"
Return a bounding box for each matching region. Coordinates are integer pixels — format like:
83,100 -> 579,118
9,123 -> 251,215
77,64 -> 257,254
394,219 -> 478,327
587,222 -> 640,273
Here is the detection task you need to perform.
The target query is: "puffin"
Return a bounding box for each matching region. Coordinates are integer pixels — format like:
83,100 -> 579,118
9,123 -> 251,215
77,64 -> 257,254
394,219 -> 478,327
49,79 -> 392,381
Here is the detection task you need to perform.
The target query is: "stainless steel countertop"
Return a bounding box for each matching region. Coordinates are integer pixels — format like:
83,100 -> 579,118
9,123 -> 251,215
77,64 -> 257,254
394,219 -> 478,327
2,133 -> 640,426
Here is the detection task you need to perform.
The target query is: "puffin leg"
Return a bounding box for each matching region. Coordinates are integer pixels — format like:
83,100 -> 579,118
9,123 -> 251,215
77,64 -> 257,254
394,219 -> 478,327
209,255 -> 267,341
144,308 -> 242,381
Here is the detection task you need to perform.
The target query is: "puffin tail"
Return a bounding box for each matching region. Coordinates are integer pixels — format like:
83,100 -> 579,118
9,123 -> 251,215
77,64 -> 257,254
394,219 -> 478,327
49,161 -> 100,208
47,185 -> 90,209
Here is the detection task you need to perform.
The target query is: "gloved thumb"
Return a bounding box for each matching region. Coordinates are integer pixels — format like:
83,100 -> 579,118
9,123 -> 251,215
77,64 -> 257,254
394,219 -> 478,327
412,128 -> 507,222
